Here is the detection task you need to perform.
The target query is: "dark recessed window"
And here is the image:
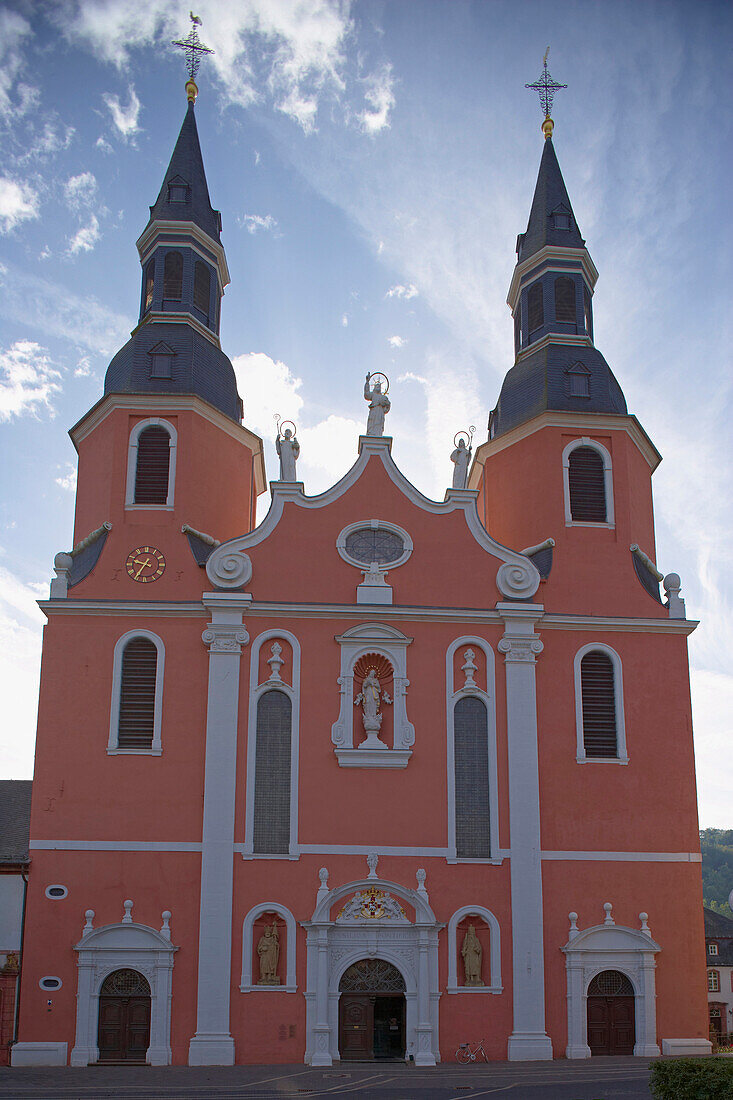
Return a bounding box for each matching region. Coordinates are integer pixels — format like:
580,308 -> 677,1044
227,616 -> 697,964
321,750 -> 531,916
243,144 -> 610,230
454,696 -> 490,858
568,445 -> 606,522
554,276 -> 576,323
566,364 -> 591,399
118,638 -> 157,750
134,426 -> 171,504
528,280 -> 544,333
194,261 -> 210,315
581,651 -> 617,758
344,528 -> 404,565
45,885 -> 68,899
39,977 -> 62,990
163,251 -> 183,300
144,261 -> 154,312
514,310 -> 521,353
553,212 -> 571,230
253,690 -> 292,855
167,179 -> 189,203
584,286 -> 593,338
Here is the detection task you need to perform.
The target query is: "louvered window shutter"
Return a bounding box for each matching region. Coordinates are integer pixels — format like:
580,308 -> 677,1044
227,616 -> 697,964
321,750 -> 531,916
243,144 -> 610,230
569,446 -> 606,521
554,276 -> 576,322
134,427 -> 170,504
163,251 -> 183,299
253,690 -> 292,854
528,281 -> 544,332
118,638 -> 157,748
193,261 -> 210,315
581,651 -> 617,757
454,696 -> 490,858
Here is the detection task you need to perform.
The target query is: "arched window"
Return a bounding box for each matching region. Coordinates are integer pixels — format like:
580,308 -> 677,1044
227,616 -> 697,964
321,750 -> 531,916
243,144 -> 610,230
144,261 -> 155,312
163,251 -> 182,299
584,286 -> 593,338
568,445 -> 606,522
708,969 -> 720,993
134,426 -> 171,504
580,651 -> 617,757
454,696 -> 490,858
253,690 -> 292,855
108,630 -> 164,755
193,261 -> 210,315
554,276 -> 576,323
528,280 -> 544,333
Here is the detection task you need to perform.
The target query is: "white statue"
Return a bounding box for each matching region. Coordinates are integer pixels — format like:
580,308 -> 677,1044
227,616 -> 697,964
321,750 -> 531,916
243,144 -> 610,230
461,924 -> 483,986
257,918 -> 280,984
276,427 -> 300,481
354,667 -> 392,749
364,373 -> 391,436
450,437 -> 472,488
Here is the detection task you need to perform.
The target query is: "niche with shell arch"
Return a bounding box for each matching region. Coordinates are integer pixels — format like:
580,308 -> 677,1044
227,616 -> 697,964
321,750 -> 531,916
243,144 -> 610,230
240,902 -> 297,993
446,905 -> 502,994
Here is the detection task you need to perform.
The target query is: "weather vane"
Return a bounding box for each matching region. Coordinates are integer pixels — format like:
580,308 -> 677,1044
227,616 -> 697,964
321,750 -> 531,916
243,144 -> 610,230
172,13 -> 214,86
525,48 -> 566,135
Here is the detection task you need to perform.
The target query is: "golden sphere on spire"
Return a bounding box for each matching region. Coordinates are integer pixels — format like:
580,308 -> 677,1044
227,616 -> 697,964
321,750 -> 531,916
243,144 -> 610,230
542,116 -> 554,140
186,79 -> 198,103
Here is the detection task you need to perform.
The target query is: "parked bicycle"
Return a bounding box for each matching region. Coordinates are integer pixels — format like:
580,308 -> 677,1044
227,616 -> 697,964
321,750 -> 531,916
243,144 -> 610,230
456,1039 -> 488,1063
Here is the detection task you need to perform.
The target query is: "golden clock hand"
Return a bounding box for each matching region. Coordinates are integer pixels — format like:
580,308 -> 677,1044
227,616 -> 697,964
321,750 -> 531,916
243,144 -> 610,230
133,557 -> 151,579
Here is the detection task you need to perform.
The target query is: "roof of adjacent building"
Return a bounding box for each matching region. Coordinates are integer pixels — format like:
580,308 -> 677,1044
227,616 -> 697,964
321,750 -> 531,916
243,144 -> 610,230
705,907 -> 733,965
0,780 -> 32,865
146,99 -> 221,242
516,136 -> 585,264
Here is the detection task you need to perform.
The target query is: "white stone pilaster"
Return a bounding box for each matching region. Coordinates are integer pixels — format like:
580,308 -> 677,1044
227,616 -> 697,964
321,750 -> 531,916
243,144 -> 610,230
188,608 -> 249,1066
497,603 -> 553,1061
415,928 -> 436,1066
311,928 -> 332,1066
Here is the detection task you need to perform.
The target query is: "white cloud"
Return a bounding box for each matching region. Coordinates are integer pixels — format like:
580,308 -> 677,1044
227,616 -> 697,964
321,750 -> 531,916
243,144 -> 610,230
0,564 -> 45,778
277,89 -> 319,134
95,135 -> 113,153
55,465 -> 77,493
103,85 -> 141,138
359,64 -> 395,135
387,283 -> 418,300
67,214 -> 101,255
231,351 -> 304,438
691,668 -> 733,829
0,9 -> 33,121
74,356 -> 92,377
388,335 -> 405,349
20,121 -> 75,162
0,177 -> 39,232
64,171 -> 97,212
239,213 -> 278,235
297,414 -> 362,492
341,313 -> 349,327
0,340 -> 61,422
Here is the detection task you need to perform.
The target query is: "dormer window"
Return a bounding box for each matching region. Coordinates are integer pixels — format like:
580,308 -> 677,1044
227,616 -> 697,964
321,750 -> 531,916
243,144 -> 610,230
167,175 -> 190,204
565,362 -> 591,399
551,204 -> 572,230
148,342 -> 175,380
708,943 -> 719,956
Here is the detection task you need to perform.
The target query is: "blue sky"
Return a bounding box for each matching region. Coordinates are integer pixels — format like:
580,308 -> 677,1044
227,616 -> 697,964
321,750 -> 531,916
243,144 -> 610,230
0,0 -> 730,827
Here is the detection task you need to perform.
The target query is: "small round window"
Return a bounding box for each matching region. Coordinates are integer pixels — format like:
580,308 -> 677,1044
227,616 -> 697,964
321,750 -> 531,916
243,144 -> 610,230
45,885 -> 68,900
337,521 -> 413,570
39,976 -> 62,990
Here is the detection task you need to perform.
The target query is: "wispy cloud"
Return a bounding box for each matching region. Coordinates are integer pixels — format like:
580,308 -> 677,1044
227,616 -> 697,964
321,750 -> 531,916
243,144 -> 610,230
387,283 -> 418,300
0,563 -> 45,778
64,171 -> 97,212
55,464 -> 77,492
388,334 -> 406,348
359,64 -> 395,135
239,213 -> 278,235
0,177 -> 39,232
0,340 -> 61,422
0,9 -> 33,122
68,214 -> 101,255
103,85 -> 141,139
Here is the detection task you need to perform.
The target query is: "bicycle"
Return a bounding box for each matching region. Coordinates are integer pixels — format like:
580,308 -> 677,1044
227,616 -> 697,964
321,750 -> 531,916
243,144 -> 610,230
456,1039 -> 488,1063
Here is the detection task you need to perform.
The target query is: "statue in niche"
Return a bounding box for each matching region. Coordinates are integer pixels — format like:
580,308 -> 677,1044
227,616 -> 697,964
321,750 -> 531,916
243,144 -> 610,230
450,437 -> 472,489
257,918 -> 281,984
364,373 -> 391,436
355,667 -> 392,749
275,424 -> 300,481
461,924 -> 484,986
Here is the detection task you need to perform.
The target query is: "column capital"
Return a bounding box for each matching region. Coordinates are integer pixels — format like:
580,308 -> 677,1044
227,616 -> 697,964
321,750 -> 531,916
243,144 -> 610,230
498,636 -> 543,663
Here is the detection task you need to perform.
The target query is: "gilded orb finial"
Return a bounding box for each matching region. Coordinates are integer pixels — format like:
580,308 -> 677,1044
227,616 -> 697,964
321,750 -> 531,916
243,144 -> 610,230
173,13 -> 214,98
525,48 -> 566,137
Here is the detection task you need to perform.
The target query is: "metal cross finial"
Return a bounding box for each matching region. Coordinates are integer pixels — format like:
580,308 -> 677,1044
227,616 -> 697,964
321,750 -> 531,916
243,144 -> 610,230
525,48 -> 567,119
172,13 -> 214,82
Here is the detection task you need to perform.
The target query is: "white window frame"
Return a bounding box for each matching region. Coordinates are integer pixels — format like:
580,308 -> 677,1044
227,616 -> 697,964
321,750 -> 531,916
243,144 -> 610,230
708,969 -> 720,993
574,642 -> 628,765
562,437 -> 614,528
445,637 -> 500,862
125,417 -> 177,509
708,943 -> 719,956
240,902 -> 297,992
336,519 -> 413,570
446,905 -> 502,993
243,630 -> 300,858
108,629 -> 165,755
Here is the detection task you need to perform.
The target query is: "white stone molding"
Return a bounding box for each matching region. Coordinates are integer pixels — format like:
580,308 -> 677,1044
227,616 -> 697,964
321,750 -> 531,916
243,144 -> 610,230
574,642 -> 628,764
11,1042 -> 68,1066
445,637 -> 499,862
661,1039 -> 713,1055
69,911 -> 177,1066
107,629 -> 165,755
189,605 -> 248,1066
562,437 -> 615,528
562,906 -> 661,1059
446,906 -> 502,994
243,629 -> 301,857
125,417 -> 177,509
240,903 -> 297,993
303,874 -> 441,1067
205,547 -> 253,590
336,519 -> 413,605
663,573 -> 687,619
330,623 -> 414,768
205,436 -> 537,601
497,604 -> 553,1061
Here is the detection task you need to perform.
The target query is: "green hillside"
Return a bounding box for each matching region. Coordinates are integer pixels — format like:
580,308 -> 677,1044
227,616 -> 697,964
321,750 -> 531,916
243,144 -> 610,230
701,829 -> 733,917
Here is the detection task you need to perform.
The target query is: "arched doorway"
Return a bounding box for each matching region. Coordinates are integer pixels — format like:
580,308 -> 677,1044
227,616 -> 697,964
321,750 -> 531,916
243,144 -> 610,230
338,959 -> 406,1061
97,969 -> 151,1062
587,970 -> 635,1055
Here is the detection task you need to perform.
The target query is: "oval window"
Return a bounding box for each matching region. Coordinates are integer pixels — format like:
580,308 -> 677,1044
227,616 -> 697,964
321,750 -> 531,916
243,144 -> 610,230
39,976 -> 62,990
344,528 -> 405,565
45,885 -> 68,900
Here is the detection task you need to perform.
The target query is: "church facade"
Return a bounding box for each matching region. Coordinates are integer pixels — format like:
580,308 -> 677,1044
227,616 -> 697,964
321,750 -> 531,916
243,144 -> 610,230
11,78 -> 710,1067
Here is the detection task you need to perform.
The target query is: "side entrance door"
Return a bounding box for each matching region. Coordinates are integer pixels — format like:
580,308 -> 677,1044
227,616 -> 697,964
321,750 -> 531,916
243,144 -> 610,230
97,969 -> 151,1062
339,995 -> 374,1060
586,970 -> 635,1056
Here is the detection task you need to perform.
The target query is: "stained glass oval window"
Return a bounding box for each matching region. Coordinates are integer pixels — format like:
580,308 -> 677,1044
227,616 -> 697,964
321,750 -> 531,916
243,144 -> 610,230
344,527 -> 404,565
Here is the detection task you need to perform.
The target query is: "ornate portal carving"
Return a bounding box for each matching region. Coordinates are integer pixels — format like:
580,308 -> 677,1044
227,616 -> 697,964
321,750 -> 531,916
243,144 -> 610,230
336,889 -> 408,924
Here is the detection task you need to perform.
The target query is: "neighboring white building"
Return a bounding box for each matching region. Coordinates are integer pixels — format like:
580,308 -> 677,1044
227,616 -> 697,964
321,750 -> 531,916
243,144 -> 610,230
705,907 -> 733,1043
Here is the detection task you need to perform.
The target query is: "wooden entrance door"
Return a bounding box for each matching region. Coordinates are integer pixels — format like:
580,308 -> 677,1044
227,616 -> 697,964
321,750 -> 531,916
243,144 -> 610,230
339,995 -> 373,1059
587,970 -> 635,1056
97,969 -> 151,1062
338,959 -> 407,1061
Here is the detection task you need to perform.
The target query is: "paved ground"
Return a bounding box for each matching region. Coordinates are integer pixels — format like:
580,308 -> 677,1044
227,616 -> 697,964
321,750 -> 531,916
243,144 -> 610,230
0,1058 -> 656,1099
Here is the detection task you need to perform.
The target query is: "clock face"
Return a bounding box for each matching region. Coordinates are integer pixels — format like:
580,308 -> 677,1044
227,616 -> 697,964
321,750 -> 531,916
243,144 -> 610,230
126,545 -> 166,583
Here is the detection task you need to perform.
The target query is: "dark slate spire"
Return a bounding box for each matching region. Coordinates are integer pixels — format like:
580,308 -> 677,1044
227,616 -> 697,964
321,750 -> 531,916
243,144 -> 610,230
146,99 -> 222,242
516,136 -> 584,263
